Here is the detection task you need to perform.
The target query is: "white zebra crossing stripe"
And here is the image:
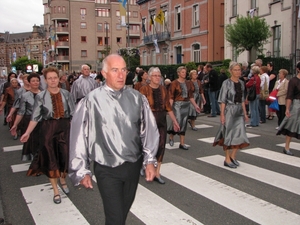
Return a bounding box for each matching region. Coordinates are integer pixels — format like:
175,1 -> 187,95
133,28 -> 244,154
194,124 -> 213,129
197,155 -> 300,196
92,175 -> 202,224
197,133 -> 260,144
3,145 -> 22,152
241,148 -> 300,168
161,162 -> 300,224
131,185 -> 203,225
21,183 -> 89,224
276,142 -> 300,151
11,163 -> 30,172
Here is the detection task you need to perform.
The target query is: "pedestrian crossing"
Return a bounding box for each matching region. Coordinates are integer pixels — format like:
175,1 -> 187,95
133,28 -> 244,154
2,124 -> 300,224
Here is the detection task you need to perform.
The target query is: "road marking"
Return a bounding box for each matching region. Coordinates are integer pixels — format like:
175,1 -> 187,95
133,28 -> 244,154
197,133 -> 260,144
194,124 -> 213,129
276,142 -> 300,151
241,147 -> 300,168
11,163 -> 30,172
197,155 -> 300,196
161,162 -> 300,224
131,185 -> 203,225
93,174 -> 203,224
166,142 -> 191,150
21,183 -> 89,224
3,145 -> 22,152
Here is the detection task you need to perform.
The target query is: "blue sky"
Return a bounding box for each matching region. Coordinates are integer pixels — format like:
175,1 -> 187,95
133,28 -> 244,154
1,0 -> 44,33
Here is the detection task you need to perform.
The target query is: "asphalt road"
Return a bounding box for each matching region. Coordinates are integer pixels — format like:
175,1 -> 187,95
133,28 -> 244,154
0,113 -> 300,225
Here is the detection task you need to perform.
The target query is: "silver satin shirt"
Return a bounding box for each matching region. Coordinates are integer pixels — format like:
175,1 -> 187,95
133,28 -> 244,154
12,87 -> 27,108
31,89 -> 75,122
70,76 -> 100,102
69,84 -> 159,185
17,91 -> 36,116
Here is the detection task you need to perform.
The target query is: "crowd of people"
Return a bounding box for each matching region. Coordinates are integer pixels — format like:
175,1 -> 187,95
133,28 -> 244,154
0,55 -> 299,224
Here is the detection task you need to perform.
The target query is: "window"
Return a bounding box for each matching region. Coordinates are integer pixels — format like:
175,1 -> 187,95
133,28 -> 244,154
176,46 -> 182,64
53,6 -> 56,13
162,48 -> 168,65
80,8 -> 86,15
232,0 -> 237,16
116,10 -> 120,17
97,23 -> 103,31
175,6 -> 181,31
81,50 -> 87,57
151,50 -> 156,65
251,0 -> 256,9
58,6 -> 61,13
96,8 -> 110,17
192,44 -> 200,63
96,0 -> 108,3
273,26 -> 281,57
142,51 -> 147,65
117,37 -> 122,44
81,36 -> 87,42
97,37 -> 103,45
80,22 -> 87,29
62,6 -> 65,13
193,5 -> 199,27
128,0 -> 136,5
133,11 -> 138,18
104,23 -> 110,31
97,51 -> 103,59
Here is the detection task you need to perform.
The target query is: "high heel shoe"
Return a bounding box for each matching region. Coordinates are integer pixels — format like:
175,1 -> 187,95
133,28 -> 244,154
283,149 -> 294,156
230,157 -> 240,166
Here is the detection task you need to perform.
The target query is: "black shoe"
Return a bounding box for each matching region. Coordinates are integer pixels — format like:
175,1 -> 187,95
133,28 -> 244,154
154,177 -> 165,184
230,157 -> 240,166
224,161 -> 237,168
179,144 -> 189,150
283,149 -> 294,156
53,194 -> 61,204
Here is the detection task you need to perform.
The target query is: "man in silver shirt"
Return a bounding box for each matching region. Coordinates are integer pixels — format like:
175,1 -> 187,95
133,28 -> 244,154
70,64 -> 99,103
69,54 -> 159,225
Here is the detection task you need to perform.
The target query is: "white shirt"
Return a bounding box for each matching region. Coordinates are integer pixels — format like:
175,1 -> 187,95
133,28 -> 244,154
260,73 -> 270,89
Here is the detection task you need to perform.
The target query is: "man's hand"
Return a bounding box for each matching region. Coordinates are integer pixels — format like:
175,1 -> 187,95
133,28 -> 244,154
145,164 -> 156,182
80,174 -> 93,189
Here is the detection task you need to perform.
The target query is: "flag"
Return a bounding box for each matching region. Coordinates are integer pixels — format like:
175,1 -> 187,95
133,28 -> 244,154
153,39 -> 159,53
155,9 -> 165,25
142,21 -> 146,33
149,15 -> 154,31
118,0 -> 127,8
119,1 -> 126,26
249,8 -> 256,18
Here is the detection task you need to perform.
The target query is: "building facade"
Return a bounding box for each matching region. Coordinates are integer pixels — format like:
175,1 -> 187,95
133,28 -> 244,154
225,0 -> 300,64
44,0 -> 140,72
137,0 -> 225,66
0,25 -> 48,74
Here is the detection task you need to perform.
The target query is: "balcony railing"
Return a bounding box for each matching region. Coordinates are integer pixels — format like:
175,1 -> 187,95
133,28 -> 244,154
56,41 -> 69,47
56,27 -> 69,33
143,31 -> 170,44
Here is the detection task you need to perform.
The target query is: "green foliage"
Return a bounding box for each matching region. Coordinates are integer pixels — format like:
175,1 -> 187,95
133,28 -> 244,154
258,56 -> 292,74
185,62 -> 197,72
119,48 -> 141,71
11,56 -> 43,73
86,63 -> 92,70
225,16 -> 272,57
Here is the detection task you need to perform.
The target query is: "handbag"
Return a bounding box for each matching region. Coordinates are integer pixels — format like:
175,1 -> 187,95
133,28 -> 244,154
247,80 -> 256,101
266,89 -> 278,102
259,80 -> 269,100
269,99 -> 279,111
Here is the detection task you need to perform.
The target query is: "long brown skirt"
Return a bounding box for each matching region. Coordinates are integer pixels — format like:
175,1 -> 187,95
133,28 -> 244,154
153,111 -> 167,163
27,118 -> 70,178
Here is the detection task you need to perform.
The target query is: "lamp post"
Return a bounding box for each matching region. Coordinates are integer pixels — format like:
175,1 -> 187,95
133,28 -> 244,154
105,21 -> 108,57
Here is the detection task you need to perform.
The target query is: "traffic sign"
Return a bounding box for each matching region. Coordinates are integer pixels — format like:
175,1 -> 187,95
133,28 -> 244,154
26,64 -> 32,73
33,64 -> 38,72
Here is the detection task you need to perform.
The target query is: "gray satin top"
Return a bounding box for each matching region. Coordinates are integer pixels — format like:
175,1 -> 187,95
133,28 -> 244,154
69,84 -> 159,185
17,91 -> 36,116
31,88 -> 75,122
71,76 -> 100,102
218,79 -> 245,104
12,87 -> 27,108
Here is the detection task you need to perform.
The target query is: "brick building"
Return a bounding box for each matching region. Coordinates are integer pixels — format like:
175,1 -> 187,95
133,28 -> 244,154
137,0 -> 225,66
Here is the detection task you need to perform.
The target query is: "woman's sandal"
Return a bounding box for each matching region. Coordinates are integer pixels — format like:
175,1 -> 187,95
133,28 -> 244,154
53,194 -> 61,204
267,115 -> 274,120
59,180 -> 70,194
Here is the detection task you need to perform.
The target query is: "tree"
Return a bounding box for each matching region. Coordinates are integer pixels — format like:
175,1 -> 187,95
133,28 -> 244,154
225,16 -> 272,60
118,48 -> 140,71
11,56 -> 43,73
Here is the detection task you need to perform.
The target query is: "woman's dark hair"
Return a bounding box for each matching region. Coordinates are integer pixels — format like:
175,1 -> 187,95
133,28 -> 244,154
7,72 -> 17,82
137,70 -> 145,82
267,62 -> 274,67
28,73 -> 41,82
297,61 -> 300,70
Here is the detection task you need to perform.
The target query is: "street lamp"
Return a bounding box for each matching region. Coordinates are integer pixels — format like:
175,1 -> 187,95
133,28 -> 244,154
105,21 -> 109,57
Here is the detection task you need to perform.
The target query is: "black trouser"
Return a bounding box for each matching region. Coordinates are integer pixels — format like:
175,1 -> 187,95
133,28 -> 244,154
276,104 -> 286,126
94,157 -> 142,225
203,89 -> 211,113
